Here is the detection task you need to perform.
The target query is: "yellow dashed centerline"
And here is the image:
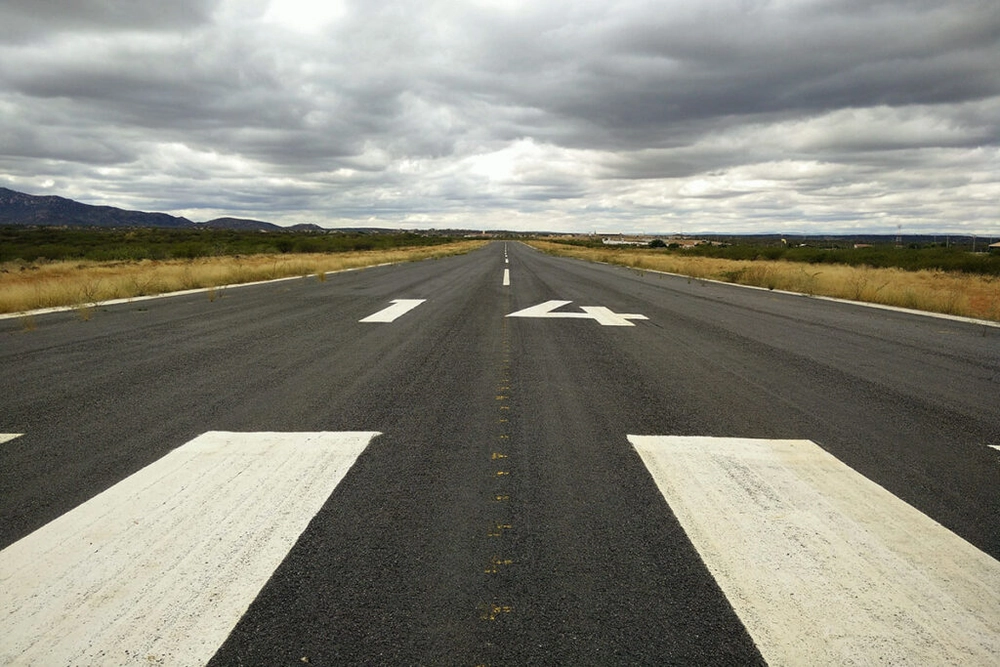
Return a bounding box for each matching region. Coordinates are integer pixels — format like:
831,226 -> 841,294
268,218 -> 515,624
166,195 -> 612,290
479,603 -> 513,621
488,523 -> 513,537
475,258 -> 518,665
484,556 -> 514,574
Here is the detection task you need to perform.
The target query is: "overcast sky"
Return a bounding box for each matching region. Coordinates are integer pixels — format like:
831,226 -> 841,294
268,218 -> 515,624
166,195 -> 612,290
1,0 -> 997,234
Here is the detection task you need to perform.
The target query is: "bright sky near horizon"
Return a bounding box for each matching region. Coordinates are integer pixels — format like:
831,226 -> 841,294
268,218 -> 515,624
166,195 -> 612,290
1,0 -> 997,234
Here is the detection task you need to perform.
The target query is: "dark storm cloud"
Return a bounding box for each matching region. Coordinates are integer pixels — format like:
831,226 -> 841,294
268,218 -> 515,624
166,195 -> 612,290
0,0 -> 997,233
455,0 -> 1000,149
0,0 -> 225,41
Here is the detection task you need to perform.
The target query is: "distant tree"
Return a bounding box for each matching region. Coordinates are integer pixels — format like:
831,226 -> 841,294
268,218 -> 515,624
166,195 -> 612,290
649,238 -> 666,248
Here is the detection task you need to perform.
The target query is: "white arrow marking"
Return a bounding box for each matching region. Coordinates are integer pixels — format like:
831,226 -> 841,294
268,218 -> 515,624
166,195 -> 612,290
0,431 -> 379,666
630,435 -> 1000,665
360,298 -> 426,323
0,434 -> 23,445
507,300 -> 647,326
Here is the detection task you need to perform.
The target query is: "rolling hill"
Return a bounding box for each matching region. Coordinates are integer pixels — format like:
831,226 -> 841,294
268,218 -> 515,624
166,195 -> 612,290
0,188 -> 312,231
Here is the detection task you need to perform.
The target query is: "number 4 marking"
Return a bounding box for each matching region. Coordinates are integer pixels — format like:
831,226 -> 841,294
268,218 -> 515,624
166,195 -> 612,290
507,300 -> 648,326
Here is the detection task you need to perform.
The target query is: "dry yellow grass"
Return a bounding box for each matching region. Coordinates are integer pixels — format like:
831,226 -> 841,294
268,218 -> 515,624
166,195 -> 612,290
528,241 -> 1000,323
0,241 -> 486,315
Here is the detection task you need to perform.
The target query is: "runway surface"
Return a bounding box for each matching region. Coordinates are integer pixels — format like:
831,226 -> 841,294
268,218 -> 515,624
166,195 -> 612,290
2,242 -> 997,664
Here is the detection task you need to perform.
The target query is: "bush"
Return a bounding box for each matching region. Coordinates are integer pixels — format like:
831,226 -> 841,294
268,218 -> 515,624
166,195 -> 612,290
0,227 -> 458,263
677,243 -> 1000,276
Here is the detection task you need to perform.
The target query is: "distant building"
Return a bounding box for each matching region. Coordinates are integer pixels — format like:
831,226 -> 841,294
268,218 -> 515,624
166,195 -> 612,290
670,239 -> 705,249
601,235 -> 652,246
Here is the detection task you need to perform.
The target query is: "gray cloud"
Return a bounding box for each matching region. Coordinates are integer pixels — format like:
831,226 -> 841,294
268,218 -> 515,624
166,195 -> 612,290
0,0 -> 997,233
0,0 -> 225,41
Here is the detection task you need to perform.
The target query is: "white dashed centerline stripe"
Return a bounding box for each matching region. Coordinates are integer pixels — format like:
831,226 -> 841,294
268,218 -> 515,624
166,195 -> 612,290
0,430 -> 380,666
0,434 -> 23,445
629,435 -> 1000,665
503,268 -> 510,286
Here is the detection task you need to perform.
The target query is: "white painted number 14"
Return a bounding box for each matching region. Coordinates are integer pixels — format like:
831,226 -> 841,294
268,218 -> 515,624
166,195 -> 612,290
507,300 -> 647,326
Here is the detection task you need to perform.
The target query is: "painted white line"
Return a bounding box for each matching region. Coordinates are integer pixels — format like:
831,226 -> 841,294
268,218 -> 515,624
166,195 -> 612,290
630,265 -> 1000,329
503,268 -> 510,286
990,445 -> 1000,452
0,433 -> 23,445
359,298 -> 426,323
507,300 -> 648,326
629,435 -> 1000,665
0,430 -> 379,666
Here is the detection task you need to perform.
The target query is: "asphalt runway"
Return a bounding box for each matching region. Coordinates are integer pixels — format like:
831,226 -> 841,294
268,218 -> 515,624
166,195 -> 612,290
2,242 -> 997,664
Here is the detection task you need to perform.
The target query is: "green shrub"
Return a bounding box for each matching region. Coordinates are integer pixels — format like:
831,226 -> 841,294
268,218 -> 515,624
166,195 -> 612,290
0,227 -> 458,263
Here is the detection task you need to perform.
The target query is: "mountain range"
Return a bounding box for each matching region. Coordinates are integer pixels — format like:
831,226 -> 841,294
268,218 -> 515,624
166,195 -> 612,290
0,187 -> 324,232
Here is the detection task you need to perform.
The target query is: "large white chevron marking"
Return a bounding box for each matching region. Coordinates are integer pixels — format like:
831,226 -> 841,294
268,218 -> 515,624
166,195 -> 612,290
630,435 -> 1000,665
0,431 -> 380,666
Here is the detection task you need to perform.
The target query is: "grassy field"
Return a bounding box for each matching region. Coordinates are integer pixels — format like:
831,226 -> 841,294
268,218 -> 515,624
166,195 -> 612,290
0,241 -> 486,316
0,226 -> 454,262
529,241 -> 1000,323
676,242 -> 1000,275
4,234 -> 997,323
